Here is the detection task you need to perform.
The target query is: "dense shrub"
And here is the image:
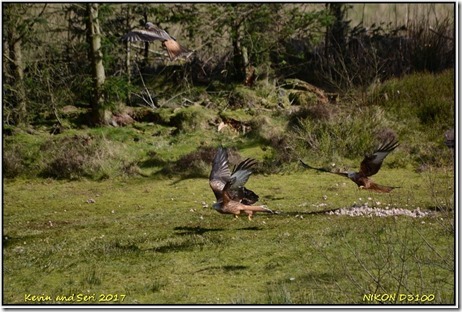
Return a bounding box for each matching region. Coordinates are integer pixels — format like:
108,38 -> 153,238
276,15 -> 454,91
38,134 -> 137,180
3,132 -> 44,179
170,105 -> 217,133
290,105 -> 395,163
374,69 -> 454,145
40,135 -> 102,179
3,145 -> 26,179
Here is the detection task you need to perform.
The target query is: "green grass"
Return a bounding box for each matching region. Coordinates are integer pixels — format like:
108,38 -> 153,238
3,167 -> 454,304
3,68 -> 455,305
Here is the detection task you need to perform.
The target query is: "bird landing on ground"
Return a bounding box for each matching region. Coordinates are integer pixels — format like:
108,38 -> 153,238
221,178 -> 274,220
209,147 -> 275,220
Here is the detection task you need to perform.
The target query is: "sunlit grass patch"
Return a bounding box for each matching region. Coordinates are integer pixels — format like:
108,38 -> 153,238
4,164 -> 454,304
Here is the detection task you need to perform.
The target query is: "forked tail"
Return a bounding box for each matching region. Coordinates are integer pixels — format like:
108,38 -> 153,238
244,204 -> 274,214
366,182 -> 401,193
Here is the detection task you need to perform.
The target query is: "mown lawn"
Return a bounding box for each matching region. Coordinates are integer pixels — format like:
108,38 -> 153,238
3,167 -> 455,305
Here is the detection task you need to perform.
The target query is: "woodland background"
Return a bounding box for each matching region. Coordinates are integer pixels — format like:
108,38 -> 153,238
3,3 -> 455,179
2,3 -> 456,305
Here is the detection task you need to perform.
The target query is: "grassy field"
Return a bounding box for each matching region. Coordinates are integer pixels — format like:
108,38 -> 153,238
3,62 -> 455,306
3,166 -> 454,305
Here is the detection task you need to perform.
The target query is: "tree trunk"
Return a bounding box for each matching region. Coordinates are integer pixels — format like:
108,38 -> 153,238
5,16 -> 27,125
124,5 -> 132,105
86,3 -> 107,125
143,7 -> 149,64
231,16 -> 245,82
326,3 -> 347,57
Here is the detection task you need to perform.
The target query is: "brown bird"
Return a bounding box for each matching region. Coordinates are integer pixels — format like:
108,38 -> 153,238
300,139 -> 400,193
221,177 -> 274,221
122,22 -> 190,61
209,147 -> 273,220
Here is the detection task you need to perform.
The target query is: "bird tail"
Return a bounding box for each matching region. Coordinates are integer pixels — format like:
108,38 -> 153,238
245,205 -> 274,214
367,182 -> 400,193
163,39 -> 190,61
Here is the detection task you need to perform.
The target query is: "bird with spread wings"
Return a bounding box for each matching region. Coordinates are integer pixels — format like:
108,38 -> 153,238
122,22 -> 190,61
300,139 -> 400,193
209,147 -> 273,220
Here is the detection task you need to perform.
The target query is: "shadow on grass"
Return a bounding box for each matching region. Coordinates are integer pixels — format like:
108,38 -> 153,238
427,205 -> 453,212
113,242 -> 141,252
281,208 -> 341,216
3,235 -> 27,248
150,243 -> 194,253
238,226 -> 263,231
262,194 -> 286,201
174,226 -> 224,236
196,265 -> 248,273
139,158 -> 168,169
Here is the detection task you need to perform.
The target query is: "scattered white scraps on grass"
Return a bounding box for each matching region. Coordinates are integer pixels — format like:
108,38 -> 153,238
307,196 -> 432,218
326,206 -> 431,218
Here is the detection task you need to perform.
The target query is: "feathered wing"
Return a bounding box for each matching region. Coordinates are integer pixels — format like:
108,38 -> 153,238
229,158 -> 259,204
299,159 -> 348,178
209,147 -> 231,201
359,139 -> 399,177
209,147 -> 259,205
122,28 -> 172,43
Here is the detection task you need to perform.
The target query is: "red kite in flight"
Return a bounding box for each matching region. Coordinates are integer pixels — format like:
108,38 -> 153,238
300,139 -> 400,193
122,22 -> 190,61
209,147 -> 273,220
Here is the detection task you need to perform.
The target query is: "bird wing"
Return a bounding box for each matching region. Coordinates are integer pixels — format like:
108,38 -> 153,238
229,158 -> 259,204
122,28 -> 172,43
122,23 -> 190,61
299,159 -> 348,178
230,158 -> 257,188
209,147 -> 231,200
210,148 -> 259,203
359,139 -> 399,177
